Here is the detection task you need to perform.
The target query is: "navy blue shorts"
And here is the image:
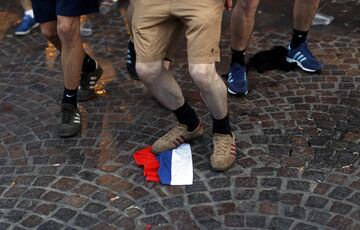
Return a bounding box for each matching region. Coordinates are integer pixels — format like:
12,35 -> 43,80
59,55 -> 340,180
31,0 -> 99,23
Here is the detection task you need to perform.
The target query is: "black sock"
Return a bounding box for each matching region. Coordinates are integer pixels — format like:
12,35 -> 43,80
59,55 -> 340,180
231,48 -> 246,66
290,29 -> 308,49
82,54 -> 97,73
62,88 -> 78,107
172,101 -> 200,132
213,114 -> 232,135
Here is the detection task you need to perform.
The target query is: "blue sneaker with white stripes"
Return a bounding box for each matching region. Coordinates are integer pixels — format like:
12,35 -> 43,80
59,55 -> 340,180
227,63 -> 248,96
15,14 -> 39,35
127,40 -> 139,80
286,42 -> 322,73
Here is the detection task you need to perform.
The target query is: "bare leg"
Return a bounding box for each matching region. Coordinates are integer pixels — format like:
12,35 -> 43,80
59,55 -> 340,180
231,0 -> 260,50
18,0 -> 32,11
293,0 -> 320,31
40,21 -> 62,50
136,62 -> 184,110
57,16 -> 84,90
127,3 -> 134,41
189,64 -> 228,119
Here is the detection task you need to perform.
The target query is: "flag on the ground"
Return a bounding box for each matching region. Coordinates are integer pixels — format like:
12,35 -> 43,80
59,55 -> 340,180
157,144 -> 193,185
133,144 -> 193,185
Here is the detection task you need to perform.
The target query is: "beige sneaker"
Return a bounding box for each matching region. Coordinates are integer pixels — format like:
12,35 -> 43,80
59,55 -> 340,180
210,133 -> 236,171
151,123 -> 204,154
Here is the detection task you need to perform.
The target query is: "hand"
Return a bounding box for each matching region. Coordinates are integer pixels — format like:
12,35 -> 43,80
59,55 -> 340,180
224,0 -> 232,11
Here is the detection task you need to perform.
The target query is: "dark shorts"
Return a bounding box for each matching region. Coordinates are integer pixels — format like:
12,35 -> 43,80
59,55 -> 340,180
31,0 -> 99,23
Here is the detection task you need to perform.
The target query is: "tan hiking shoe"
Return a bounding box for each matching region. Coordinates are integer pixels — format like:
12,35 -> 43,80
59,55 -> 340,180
210,133 -> 236,171
151,123 -> 204,154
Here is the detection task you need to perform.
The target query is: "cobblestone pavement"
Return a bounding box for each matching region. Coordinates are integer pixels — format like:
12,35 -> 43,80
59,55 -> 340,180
0,0 -> 360,229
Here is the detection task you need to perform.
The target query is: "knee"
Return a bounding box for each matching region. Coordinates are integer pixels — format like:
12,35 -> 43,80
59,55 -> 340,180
189,64 -> 216,90
136,62 -> 162,84
238,0 -> 258,16
40,25 -> 58,41
57,18 -> 79,43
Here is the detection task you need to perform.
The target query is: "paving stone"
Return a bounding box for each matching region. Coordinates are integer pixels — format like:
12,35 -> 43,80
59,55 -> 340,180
52,208 -> 77,222
198,218 -> 222,229
35,204 -> 57,215
224,215 -> 245,227
208,177 -> 230,188
346,192 -> 360,205
84,202 -> 107,214
261,178 -> 282,189
305,196 -> 329,208
21,215 -> 43,228
235,177 -> 257,188
293,223 -> 318,230
4,210 -> 27,222
287,180 -> 311,191
140,214 -> 168,225
259,190 -> 281,202
269,217 -> 294,230
284,206 -> 306,220
74,214 -> 99,228
210,190 -> 232,202
191,206 -> 215,219
330,201 -> 353,215
307,210 -> 332,225
235,189 -> 255,200
246,215 -> 266,228
142,202 -> 165,215
162,196 -> 184,209
38,220 -> 63,230
328,186 -> 354,200
259,203 -> 278,215
327,215 -> 353,230
187,193 -> 211,204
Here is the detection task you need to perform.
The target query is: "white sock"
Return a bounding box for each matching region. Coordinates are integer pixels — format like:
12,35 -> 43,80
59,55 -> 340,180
24,10 -> 34,18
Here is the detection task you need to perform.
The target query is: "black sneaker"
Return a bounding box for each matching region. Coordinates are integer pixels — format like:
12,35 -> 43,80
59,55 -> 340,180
78,61 -> 103,102
59,103 -> 81,137
126,40 -> 139,80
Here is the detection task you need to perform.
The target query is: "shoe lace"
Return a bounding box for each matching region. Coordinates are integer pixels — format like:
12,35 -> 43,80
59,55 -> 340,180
214,136 -> 230,157
161,125 -> 185,143
19,15 -> 31,28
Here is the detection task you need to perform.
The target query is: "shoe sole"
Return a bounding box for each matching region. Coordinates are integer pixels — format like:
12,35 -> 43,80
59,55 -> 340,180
228,88 -> 249,96
59,127 -> 81,138
286,57 -> 322,73
15,23 -> 39,36
212,161 -> 235,172
78,65 -> 103,102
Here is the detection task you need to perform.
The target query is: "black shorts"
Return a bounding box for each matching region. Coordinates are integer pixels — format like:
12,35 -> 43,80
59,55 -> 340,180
31,0 -> 99,23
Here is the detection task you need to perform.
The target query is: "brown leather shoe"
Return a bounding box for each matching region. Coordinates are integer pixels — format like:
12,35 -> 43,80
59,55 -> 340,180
210,133 -> 236,171
151,123 -> 204,154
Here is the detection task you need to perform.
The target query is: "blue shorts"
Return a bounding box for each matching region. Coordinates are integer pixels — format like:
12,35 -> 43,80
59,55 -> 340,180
31,0 -> 99,23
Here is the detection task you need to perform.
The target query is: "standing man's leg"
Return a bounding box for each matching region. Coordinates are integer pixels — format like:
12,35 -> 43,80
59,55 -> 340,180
286,0 -> 322,73
31,0 -> 102,137
15,0 -> 38,35
227,0 -> 260,96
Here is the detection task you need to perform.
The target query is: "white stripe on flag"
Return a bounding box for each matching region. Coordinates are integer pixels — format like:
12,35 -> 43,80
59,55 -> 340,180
170,143 -> 193,185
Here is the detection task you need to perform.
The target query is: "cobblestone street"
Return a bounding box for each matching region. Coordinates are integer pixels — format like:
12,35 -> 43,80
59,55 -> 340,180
0,0 -> 360,229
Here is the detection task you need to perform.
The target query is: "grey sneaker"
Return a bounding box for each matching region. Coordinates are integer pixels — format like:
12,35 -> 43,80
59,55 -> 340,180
78,61 -> 103,102
59,103 -> 81,137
